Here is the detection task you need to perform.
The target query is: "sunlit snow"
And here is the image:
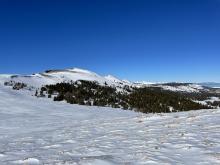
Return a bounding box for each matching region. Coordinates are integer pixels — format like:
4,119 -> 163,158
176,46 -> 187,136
0,84 -> 220,164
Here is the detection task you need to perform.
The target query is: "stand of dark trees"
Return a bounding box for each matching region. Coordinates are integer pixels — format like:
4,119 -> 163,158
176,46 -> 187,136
37,80 -> 212,113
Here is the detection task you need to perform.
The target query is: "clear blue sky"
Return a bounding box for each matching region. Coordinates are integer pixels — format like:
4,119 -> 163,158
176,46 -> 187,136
0,0 -> 220,82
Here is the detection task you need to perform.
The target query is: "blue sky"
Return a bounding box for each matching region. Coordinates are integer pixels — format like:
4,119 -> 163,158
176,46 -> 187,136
0,0 -> 220,82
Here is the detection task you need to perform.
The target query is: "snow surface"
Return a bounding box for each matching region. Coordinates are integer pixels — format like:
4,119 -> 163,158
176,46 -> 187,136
1,84 -> 220,164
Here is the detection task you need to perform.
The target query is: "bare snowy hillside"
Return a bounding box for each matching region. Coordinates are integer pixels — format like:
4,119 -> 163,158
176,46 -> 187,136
1,80 -> 220,164
0,68 -> 130,88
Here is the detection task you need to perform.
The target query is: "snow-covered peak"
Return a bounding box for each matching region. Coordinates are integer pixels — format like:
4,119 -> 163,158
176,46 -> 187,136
67,68 -> 99,76
41,68 -> 103,83
104,75 -> 122,83
135,81 -> 156,85
122,79 -> 131,84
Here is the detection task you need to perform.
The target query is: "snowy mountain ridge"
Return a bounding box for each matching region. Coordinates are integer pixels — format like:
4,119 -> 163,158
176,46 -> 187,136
198,82 -> 220,88
0,67 -> 212,93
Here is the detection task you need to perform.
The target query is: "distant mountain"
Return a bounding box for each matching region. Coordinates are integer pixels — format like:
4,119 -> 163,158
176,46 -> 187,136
198,82 -> 220,88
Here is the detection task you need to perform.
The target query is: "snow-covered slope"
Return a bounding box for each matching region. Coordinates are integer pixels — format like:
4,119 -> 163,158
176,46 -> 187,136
0,68 -> 131,88
1,84 -> 220,164
156,84 -> 205,93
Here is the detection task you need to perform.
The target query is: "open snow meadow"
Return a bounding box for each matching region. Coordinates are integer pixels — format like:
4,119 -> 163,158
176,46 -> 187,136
0,83 -> 220,164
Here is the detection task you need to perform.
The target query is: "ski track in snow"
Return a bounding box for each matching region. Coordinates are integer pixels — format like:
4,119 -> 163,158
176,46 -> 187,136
0,85 -> 220,164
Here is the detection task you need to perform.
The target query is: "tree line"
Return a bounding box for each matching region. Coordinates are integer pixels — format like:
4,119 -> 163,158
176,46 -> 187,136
37,80 -> 210,113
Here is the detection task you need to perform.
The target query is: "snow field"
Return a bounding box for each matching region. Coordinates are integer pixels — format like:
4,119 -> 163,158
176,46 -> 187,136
0,85 -> 220,164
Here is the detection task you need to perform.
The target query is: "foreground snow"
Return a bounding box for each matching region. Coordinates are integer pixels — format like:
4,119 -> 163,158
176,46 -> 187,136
0,86 -> 220,164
